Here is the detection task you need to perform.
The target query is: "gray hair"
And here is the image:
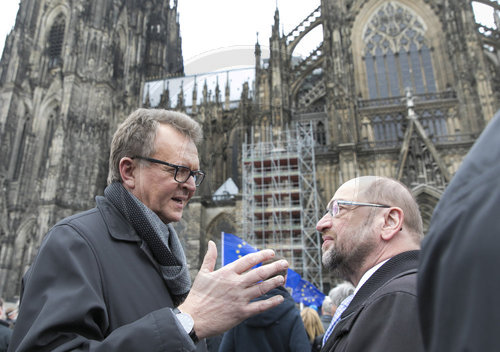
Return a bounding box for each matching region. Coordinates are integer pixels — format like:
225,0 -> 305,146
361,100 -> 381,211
329,282 -> 355,306
322,296 -> 333,313
107,108 -> 202,184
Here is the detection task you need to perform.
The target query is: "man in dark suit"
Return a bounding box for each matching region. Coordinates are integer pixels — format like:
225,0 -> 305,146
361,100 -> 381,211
317,176 -> 425,351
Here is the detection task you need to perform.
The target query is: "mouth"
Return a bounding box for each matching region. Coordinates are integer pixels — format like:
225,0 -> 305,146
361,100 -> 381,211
322,236 -> 334,249
172,196 -> 185,205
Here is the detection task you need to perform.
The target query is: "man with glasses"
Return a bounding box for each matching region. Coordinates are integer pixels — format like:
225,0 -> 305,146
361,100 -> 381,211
10,109 -> 288,351
318,176 -> 424,351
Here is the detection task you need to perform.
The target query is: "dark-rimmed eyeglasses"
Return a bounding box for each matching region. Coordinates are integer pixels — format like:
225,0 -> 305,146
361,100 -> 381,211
327,200 -> 390,217
133,156 -> 206,187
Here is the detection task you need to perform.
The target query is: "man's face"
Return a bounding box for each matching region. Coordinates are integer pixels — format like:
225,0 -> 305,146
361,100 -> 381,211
316,180 -> 377,280
131,124 -> 199,223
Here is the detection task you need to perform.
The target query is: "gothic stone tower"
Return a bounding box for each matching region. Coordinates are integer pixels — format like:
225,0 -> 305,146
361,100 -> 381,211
0,0 -> 183,300
253,0 -> 499,233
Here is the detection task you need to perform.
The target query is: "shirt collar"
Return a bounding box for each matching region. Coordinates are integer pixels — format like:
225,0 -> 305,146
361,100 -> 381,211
354,258 -> 391,295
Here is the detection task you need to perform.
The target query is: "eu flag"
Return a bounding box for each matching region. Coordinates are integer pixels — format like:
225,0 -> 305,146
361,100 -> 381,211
285,267 -> 301,289
221,232 -> 324,305
292,278 -> 326,307
221,232 -> 258,266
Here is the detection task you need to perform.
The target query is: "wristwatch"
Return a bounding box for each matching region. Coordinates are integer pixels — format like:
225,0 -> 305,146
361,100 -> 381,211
173,308 -> 199,344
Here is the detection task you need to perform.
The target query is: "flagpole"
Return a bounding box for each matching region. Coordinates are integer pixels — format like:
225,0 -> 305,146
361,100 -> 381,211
221,231 -> 225,266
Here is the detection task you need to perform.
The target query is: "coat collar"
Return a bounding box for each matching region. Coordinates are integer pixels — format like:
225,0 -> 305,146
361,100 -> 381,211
323,250 -> 420,351
96,196 -> 141,242
343,250 -> 420,317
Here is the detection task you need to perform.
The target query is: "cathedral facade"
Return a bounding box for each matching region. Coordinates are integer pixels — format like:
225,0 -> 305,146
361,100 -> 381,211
1,0 -> 499,299
0,0 -> 184,300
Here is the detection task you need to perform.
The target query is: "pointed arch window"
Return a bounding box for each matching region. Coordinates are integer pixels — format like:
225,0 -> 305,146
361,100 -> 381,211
363,3 -> 437,99
48,14 -> 65,69
316,121 -> 326,145
13,121 -> 28,180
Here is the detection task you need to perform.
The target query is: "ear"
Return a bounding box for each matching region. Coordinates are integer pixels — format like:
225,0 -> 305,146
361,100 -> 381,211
380,207 -> 404,241
119,157 -> 137,189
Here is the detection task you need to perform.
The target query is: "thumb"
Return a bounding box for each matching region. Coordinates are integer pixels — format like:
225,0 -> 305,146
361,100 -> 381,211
200,240 -> 217,273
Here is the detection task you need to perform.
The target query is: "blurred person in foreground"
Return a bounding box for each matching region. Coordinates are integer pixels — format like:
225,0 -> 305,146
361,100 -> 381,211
9,109 -> 288,352
218,257 -> 310,352
418,110 -> 500,351
317,176 -> 424,351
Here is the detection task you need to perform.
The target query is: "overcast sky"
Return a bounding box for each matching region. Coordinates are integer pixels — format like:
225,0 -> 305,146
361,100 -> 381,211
0,1 -> 496,74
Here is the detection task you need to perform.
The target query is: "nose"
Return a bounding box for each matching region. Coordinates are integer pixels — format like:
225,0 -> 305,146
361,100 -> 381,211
316,213 -> 332,232
182,175 -> 197,192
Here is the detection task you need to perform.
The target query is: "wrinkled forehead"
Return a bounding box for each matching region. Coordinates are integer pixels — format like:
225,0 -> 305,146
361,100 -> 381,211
330,177 -> 374,204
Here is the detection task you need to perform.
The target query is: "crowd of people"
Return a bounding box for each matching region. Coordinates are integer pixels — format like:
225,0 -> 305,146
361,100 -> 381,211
0,298 -> 17,352
1,108 -> 499,351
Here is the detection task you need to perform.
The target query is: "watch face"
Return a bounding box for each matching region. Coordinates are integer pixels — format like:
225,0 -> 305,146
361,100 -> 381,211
177,312 -> 194,333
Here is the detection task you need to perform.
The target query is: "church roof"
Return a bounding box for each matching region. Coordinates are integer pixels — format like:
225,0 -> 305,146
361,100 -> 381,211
143,66 -> 255,109
212,177 -> 239,201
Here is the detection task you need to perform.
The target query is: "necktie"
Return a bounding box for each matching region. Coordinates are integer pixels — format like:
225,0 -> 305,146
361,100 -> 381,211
322,294 -> 354,346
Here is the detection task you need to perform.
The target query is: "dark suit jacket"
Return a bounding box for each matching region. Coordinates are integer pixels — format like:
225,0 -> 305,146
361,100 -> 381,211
322,251 -> 424,352
418,110 -> 500,351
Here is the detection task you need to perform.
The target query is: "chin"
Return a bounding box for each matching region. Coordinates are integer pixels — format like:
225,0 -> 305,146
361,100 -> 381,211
164,211 -> 183,224
156,213 -> 179,224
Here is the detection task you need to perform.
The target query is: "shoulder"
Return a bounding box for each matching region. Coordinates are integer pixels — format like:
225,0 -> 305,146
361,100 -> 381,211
47,196 -> 128,244
370,268 -> 418,300
50,205 -> 103,235
360,265 -> 418,318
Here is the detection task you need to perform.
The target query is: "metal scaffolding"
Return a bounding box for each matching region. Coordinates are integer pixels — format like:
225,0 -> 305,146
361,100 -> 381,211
242,122 -> 323,290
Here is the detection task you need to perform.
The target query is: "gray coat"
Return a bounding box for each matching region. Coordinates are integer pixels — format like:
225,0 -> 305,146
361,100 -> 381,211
9,196 -> 205,352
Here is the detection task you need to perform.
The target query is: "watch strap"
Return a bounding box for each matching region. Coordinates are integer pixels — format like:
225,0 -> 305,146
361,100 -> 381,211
173,308 -> 199,344
189,327 -> 199,344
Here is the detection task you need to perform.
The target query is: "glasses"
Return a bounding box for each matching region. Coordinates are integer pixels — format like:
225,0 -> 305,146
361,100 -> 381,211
133,156 -> 206,187
327,200 -> 390,217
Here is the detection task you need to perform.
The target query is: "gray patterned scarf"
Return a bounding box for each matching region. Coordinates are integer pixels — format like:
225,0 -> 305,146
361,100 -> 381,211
104,182 -> 191,306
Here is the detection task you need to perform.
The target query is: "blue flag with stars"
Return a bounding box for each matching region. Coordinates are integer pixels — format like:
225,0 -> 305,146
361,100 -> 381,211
221,232 -> 324,306
221,232 -> 259,265
292,278 -> 326,307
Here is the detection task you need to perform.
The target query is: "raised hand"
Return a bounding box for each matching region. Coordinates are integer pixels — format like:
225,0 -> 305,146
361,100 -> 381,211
178,240 -> 289,338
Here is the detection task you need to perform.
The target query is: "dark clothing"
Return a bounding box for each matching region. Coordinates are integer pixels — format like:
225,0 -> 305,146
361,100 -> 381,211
322,251 -> 424,352
320,314 -> 332,331
218,286 -> 310,352
312,334 -> 323,352
9,196 -> 206,352
418,110 -> 500,351
206,335 -> 223,352
0,320 -> 11,352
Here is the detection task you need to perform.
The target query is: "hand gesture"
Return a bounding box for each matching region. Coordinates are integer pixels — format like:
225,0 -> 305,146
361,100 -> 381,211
178,241 -> 288,338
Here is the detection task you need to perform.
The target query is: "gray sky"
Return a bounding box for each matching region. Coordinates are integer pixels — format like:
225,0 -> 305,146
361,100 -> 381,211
0,1 -> 496,74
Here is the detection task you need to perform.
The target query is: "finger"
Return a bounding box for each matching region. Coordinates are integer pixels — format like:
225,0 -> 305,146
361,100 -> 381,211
199,241 -> 217,273
245,275 -> 286,300
228,249 -> 276,274
241,259 -> 288,286
242,294 -> 285,317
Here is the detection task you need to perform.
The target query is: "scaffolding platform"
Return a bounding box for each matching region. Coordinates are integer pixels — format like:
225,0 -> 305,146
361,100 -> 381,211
242,122 -> 323,290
